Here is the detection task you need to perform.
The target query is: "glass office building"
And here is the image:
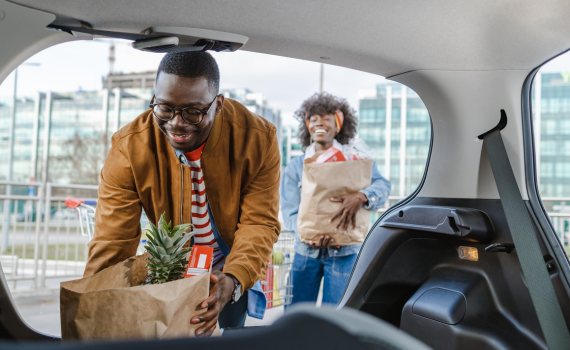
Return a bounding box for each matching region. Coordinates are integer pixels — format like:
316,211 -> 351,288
534,72 -> 570,198
358,83 -> 431,198
0,76 -> 281,185
0,89 -> 153,185
281,125 -> 303,167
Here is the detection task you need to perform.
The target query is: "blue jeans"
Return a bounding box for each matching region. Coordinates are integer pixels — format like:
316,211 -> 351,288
290,250 -> 357,306
218,290 -> 248,329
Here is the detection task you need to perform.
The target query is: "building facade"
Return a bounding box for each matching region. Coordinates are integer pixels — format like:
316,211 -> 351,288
102,71 -> 157,89
0,74 -> 281,186
534,72 -> 570,198
0,88 -> 153,185
358,83 -> 431,199
281,125 -> 303,167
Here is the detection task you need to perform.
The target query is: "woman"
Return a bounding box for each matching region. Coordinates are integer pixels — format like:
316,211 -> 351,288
280,92 -> 391,305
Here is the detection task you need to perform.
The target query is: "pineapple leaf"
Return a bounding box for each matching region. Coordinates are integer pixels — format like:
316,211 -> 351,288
145,246 -> 161,260
173,231 -> 195,249
172,224 -> 193,241
158,213 -> 166,229
145,231 -> 161,247
170,226 -> 181,239
156,246 -> 168,256
163,236 -> 173,249
144,222 -> 160,240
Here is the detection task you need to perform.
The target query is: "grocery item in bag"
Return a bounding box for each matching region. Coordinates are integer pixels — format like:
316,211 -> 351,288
314,147 -> 346,163
60,252 -> 210,341
185,246 -> 214,277
297,152 -> 373,246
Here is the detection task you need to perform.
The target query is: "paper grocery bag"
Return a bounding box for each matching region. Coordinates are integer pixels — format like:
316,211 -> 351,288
61,253 -> 210,341
297,156 -> 373,246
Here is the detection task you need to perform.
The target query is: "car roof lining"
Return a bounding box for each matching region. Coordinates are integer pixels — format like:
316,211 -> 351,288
8,0 -> 570,77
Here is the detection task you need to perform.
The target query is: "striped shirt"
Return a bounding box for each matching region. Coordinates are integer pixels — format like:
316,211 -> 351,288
185,144 -> 225,271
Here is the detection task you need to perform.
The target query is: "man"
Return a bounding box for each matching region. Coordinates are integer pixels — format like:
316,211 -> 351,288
84,51 -> 281,336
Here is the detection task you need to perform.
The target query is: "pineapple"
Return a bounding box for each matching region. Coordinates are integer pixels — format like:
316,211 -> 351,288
141,213 -> 195,285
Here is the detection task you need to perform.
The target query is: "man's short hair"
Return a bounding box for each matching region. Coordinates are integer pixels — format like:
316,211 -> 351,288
157,51 -> 220,94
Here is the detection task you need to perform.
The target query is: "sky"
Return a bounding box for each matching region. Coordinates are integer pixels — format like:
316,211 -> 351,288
1,38 -> 570,125
0,38 -> 387,126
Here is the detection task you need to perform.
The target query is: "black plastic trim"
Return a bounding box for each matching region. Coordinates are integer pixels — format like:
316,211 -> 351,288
381,205 -> 493,242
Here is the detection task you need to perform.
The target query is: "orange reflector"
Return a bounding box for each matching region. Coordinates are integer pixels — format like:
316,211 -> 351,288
457,246 -> 478,261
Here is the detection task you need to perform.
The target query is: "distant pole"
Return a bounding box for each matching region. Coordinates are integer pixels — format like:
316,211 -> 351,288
319,63 -> 324,94
6,68 -> 17,183
2,68 -> 18,252
109,42 -> 115,75
30,91 -> 42,180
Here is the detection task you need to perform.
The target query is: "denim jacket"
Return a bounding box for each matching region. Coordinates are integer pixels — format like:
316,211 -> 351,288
175,149 -> 266,320
280,143 -> 391,259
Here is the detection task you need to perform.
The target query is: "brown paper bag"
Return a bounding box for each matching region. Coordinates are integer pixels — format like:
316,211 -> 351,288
61,253 -> 210,341
297,156 -> 373,246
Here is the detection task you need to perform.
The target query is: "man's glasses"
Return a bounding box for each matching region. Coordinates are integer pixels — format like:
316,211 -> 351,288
149,95 -> 219,125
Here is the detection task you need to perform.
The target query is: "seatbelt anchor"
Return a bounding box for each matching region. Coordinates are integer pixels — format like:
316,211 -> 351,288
478,109 -> 508,140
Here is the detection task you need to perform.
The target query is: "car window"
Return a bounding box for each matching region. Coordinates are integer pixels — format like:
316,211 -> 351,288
531,51 -> 570,258
356,84 -> 430,221
0,39 -> 431,336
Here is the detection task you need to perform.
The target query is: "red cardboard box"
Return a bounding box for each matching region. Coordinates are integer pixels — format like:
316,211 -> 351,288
314,147 -> 346,163
185,246 -> 214,278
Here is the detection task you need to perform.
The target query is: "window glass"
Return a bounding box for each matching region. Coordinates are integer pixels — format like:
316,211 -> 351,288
532,52 -> 570,258
0,39 -> 431,336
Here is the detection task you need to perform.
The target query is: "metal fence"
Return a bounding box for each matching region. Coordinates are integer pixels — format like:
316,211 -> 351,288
1,182 -> 569,293
0,181 -> 97,291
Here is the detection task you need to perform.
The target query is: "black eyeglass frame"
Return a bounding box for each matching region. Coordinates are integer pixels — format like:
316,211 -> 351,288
149,94 -> 220,125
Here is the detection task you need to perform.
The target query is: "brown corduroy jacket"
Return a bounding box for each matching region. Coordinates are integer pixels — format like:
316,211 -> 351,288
84,99 -> 281,290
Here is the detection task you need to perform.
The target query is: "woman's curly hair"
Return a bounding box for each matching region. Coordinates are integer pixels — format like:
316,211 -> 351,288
294,92 -> 358,148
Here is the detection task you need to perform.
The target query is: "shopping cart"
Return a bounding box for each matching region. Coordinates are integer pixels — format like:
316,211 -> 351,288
262,230 -> 294,308
65,197 -> 97,241
65,198 -> 150,250
65,197 -> 294,308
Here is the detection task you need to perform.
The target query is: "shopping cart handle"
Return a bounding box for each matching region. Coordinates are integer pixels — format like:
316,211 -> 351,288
65,197 -> 84,209
84,200 -> 97,206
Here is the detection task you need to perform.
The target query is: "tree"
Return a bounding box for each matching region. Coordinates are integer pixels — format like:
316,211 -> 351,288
49,132 -> 106,185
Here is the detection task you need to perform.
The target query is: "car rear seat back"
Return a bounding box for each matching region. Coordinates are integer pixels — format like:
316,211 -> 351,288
0,305 -> 432,350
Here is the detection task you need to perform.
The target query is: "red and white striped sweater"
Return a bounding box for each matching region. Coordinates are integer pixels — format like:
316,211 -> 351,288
185,144 -> 225,271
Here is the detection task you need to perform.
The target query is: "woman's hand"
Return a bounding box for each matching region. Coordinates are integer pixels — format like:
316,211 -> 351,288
307,235 -> 340,249
330,192 -> 368,233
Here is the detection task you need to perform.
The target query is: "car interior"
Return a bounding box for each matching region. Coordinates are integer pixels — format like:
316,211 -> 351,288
1,1 -> 570,349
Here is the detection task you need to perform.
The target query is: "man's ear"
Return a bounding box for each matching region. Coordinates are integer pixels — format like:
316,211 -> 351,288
215,94 -> 225,114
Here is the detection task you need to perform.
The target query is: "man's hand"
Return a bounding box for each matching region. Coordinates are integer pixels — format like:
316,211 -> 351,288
330,192 -> 368,233
307,235 -> 340,249
191,270 -> 235,337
